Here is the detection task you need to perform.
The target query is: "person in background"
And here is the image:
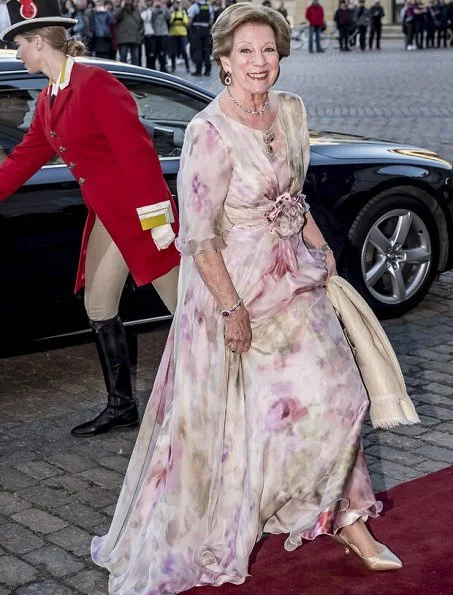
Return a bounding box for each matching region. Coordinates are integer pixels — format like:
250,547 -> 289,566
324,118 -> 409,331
90,0 -> 115,59
425,0 -> 435,46
369,0 -> 384,49
187,0 -> 213,76
305,0 -> 325,53
61,0 -> 77,21
432,0 -> 448,47
401,0 -> 409,47
116,0 -> 144,66
85,0 -> 96,53
72,0 -> 89,43
141,0 -> 154,69
335,0 -> 351,51
0,0 -> 12,49
212,0 -> 223,23
150,0 -> 171,72
169,0 -> 189,73
355,0 -> 370,50
448,0 -> 453,46
104,0 -> 117,59
277,0 -> 289,23
404,0 -> 417,49
414,0 -> 426,48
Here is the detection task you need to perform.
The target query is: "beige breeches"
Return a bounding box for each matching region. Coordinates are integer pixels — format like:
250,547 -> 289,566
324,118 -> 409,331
84,217 -> 179,321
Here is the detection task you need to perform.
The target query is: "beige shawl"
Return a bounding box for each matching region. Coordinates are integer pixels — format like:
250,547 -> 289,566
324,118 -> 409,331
326,275 -> 420,429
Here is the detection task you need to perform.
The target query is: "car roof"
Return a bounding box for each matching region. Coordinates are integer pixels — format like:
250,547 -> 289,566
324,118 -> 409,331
0,50 -> 215,98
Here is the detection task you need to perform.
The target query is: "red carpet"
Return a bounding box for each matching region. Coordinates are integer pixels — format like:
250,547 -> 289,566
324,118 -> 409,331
187,467 -> 453,595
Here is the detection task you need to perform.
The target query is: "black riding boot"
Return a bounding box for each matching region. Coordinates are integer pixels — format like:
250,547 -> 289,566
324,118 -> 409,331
71,316 -> 139,437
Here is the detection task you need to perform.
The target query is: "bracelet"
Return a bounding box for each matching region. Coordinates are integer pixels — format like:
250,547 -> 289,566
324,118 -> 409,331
319,242 -> 332,253
220,298 -> 243,317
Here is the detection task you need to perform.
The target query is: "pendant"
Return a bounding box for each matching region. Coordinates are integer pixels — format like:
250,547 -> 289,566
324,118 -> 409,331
263,129 -> 276,158
263,130 -> 276,144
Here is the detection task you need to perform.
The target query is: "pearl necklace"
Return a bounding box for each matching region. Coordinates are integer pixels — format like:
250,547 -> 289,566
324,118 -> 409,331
226,86 -> 270,116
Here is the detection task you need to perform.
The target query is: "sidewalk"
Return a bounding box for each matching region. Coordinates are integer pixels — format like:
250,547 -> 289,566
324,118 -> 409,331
1,271 -> 453,593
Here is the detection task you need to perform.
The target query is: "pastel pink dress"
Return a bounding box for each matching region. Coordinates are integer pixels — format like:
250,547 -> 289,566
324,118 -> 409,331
92,92 -> 381,594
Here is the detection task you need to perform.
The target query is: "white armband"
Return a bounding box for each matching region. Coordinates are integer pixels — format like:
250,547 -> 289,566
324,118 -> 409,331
137,200 -> 176,250
136,200 -> 175,230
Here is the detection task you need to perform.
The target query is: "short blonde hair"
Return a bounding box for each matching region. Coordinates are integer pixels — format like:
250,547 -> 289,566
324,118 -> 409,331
212,4 -> 291,85
22,27 -> 85,57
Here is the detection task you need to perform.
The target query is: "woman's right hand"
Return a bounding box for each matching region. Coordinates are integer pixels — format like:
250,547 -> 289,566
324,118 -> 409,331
224,307 -> 252,354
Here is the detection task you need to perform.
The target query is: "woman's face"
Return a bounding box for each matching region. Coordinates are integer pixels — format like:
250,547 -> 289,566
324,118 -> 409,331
14,35 -> 41,74
220,23 -> 279,98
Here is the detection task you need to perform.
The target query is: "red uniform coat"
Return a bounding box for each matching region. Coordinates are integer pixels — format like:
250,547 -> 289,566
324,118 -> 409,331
0,62 -> 180,292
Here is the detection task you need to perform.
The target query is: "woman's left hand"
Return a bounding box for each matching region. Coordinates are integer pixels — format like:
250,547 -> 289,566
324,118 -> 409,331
324,250 -> 337,283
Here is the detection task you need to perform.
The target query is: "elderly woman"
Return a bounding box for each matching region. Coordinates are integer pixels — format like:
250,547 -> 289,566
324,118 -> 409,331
92,4 -> 402,593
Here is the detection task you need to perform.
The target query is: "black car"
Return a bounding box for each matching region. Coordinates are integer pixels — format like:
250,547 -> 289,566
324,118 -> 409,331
1,51 -> 453,353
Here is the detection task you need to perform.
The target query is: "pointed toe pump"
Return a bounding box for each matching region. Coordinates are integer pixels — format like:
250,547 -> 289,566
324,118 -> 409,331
332,532 -> 403,571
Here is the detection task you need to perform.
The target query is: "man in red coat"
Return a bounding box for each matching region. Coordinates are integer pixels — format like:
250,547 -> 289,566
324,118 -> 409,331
0,0 -> 180,437
305,0 -> 325,53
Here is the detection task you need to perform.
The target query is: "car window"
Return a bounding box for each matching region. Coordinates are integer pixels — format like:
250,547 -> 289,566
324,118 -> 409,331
120,78 -> 208,158
0,81 -> 63,166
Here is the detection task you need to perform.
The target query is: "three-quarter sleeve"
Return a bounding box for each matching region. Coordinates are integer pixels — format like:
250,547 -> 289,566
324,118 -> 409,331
300,98 -> 310,179
176,118 -> 232,257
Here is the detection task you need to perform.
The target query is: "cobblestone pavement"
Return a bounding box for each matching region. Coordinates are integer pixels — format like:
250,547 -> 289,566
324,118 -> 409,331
1,40 -> 453,594
178,39 -> 453,164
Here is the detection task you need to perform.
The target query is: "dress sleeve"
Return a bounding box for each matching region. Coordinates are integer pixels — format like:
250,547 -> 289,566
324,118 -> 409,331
299,97 -> 310,179
176,118 -> 232,257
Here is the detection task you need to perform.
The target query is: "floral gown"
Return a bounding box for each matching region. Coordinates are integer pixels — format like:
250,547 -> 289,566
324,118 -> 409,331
92,92 -> 381,595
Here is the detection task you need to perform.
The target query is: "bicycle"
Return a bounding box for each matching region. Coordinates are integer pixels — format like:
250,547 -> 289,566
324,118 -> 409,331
290,23 -> 309,50
290,22 -> 333,52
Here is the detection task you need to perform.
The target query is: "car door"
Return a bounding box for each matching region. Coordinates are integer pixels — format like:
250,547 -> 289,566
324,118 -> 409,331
0,76 -> 87,347
113,74 -> 209,323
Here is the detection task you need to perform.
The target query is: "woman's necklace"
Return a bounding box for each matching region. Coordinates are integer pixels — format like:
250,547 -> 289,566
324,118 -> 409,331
226,86 -> 270,116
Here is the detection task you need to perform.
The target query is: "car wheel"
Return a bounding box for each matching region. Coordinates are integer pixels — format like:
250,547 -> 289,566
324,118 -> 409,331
342,189 -> 439,319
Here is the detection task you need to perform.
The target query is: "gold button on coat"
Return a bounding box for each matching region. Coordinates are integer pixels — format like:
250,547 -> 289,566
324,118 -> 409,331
69,162 -> 75,169
50,130 -> 57,138
59,146 -> 67,153
78,178 -> 86,186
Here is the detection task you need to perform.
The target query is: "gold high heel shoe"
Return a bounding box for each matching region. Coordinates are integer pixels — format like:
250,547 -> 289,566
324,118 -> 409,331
332,532 -> 403,571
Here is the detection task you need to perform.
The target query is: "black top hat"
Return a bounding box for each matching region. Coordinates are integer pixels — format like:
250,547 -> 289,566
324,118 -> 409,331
0,0 -> 77,43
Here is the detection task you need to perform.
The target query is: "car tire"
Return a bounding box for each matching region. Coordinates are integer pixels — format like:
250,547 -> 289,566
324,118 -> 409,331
341,189 -> 440,319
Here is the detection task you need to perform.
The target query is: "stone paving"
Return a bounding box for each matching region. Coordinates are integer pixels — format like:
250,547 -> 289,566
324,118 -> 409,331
177,38 -> 453,164
1,39 -> 453,594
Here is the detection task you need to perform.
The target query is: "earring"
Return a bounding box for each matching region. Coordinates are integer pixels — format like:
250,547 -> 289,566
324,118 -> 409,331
224,72 -> 232,86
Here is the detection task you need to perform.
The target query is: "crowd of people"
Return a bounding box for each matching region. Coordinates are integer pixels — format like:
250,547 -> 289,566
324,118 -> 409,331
401,0 -> 453,50
3,0 -> 453,61
57,0 -> 291,75
57,0 -> 230,75
304,0 -> 453,52
0,0 -> 244,75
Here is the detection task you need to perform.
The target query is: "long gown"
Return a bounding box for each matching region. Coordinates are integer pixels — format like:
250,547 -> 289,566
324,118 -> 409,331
91,92 -> 381,595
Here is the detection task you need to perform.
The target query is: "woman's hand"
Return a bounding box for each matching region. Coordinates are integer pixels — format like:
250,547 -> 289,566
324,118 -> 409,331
224,307 -> 252,354
324,249 -> 338,282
